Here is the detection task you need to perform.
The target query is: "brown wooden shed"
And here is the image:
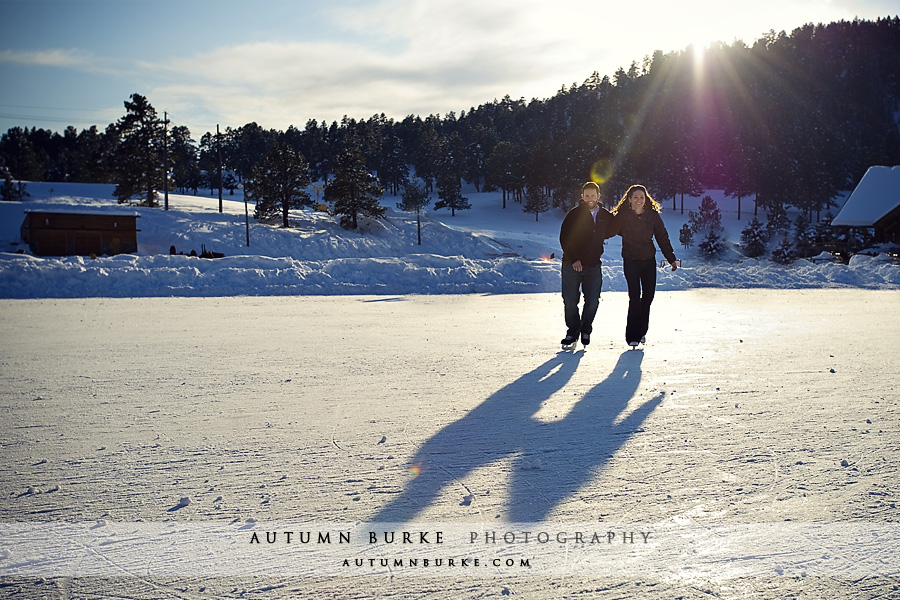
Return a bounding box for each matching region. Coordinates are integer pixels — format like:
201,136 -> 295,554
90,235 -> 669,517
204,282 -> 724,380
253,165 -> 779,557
21,210 -> 140,257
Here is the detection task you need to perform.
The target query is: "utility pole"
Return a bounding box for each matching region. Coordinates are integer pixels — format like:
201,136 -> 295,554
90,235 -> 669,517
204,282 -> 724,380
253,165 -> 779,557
216,124 -> 224,213
244,190 -> 251,247
163,111 -> 170,211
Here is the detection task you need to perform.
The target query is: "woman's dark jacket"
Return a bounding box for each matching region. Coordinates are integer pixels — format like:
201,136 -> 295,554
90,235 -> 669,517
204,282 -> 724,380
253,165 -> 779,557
609,207 -> 678,264
559,203 -> 615,267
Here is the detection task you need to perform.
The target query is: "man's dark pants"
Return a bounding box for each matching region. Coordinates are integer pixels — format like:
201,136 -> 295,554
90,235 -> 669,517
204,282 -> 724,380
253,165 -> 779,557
561,261 -> 603,337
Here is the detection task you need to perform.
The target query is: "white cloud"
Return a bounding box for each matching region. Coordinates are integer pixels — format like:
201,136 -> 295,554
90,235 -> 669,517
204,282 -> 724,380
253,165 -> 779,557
139,1 -> 608,128
137,0 -> 885,130
0,47 -> 132,80
1,0 -> 889,136
0,48 -> 92,68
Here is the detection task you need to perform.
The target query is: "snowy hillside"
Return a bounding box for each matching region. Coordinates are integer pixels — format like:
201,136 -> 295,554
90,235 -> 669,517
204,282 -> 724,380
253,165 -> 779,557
1,182 -> 898,298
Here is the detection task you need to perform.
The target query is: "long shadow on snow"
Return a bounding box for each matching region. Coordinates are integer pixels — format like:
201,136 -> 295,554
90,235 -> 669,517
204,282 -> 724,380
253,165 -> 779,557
370,350 -> 662,522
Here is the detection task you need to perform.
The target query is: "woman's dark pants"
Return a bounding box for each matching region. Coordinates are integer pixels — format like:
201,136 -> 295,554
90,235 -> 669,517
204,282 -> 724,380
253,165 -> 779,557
623,258 -> 657,343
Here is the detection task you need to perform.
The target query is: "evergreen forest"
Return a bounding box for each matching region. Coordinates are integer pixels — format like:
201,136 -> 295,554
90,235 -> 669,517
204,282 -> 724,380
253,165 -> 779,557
2,18 -> 899,221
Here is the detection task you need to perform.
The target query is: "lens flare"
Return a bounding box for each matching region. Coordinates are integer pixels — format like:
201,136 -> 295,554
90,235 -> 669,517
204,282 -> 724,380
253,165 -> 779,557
408,465 -> 421,478
590,159 -> 614,185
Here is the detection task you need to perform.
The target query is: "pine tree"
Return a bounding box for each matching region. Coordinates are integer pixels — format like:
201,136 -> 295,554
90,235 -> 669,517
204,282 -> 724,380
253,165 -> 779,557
223,172 -> 238,195
198,132 -> 220,196
772,237 -> 796,264
397,177 -> 431,245
0,127 -> 45,181
378,132 -> 408,196
484,141 -> 522,209
246,142 -> 312,228
462,124 -> 495,192
793,213 -> 814,256
523,186 -> 550,221
689,195 -> 725,259
169,125 -> 199,194
688,195 -> 723,235
740,217 -> 767,258
113,93 -> 164,206
434,169 -> 471,217
814,213 -> 836,247
74,125 -> 114,183
299,119 -> 327,182
229,122 -> 275,184
698,229 -> 725,258
1,168 -> 27,201
325,148 -> 385,230
409,119 -> 440,193
765,202 -> 791,240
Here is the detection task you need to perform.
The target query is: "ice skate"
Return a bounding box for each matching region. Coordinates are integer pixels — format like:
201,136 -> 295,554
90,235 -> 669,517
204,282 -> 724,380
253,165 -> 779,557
561,333 -> 578,351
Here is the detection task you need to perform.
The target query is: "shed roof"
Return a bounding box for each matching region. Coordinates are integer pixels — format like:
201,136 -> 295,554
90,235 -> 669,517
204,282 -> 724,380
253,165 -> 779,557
23,208 -> 141,218
832,165 -> 900,227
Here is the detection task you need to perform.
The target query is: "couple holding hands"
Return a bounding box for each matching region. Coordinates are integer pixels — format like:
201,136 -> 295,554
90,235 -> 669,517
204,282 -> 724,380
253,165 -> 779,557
559,182 -> 679,350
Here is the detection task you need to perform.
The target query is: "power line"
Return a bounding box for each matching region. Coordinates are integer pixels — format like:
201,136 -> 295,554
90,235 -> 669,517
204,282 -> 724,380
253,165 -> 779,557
0,105 -> 221,139
0,102 -> 224,137
0,103 -> 118,128
0,112 -> 91,124
0,103 -> 109,113
163,111 -> 220,136
0,108 -> 118,133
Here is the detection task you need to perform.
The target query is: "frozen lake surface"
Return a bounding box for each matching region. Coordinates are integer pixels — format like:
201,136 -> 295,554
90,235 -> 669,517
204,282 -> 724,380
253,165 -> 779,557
1,289 -> 899,598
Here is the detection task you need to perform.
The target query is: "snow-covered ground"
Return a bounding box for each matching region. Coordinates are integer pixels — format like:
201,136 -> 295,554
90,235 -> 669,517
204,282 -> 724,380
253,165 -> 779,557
1,181 -> 898,298
0,290 -> 898,598
1,183 -> 899,598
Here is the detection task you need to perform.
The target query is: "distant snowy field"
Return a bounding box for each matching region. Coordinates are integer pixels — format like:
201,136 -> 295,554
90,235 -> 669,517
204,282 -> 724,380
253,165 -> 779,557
0,182 -> 898,298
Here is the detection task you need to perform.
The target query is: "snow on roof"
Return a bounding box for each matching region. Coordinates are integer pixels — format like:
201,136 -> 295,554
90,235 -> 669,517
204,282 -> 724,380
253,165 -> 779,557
832,165 -> 900,227
23,208 -> 141,218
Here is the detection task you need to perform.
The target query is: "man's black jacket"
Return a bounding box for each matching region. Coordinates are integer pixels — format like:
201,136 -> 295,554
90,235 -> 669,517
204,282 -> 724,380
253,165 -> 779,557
559,203 -> 614,267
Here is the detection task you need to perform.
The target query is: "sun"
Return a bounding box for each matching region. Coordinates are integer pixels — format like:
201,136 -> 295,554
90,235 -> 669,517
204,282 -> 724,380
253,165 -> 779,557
685,32 -> 734,76
687,37 -> 720,69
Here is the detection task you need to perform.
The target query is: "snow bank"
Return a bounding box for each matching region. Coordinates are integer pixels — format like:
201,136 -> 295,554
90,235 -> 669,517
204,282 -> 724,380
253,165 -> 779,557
0,252 -> 561,297
2,250 -> 896,299
0,182 -> 897,298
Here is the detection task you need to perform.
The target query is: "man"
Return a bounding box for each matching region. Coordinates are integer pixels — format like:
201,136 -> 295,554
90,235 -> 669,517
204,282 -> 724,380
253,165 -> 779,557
558,182 -> 614,349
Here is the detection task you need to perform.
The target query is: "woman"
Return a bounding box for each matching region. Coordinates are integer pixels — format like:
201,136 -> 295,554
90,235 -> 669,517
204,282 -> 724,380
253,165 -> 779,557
610,184 -> 678,347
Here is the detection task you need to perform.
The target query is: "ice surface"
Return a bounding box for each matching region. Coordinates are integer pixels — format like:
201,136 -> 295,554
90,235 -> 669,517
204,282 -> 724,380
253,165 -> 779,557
1,290 -> 898,598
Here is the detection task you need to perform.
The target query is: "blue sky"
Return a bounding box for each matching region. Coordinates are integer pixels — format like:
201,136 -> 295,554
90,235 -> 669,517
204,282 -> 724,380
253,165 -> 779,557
1,0 -> 896,138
